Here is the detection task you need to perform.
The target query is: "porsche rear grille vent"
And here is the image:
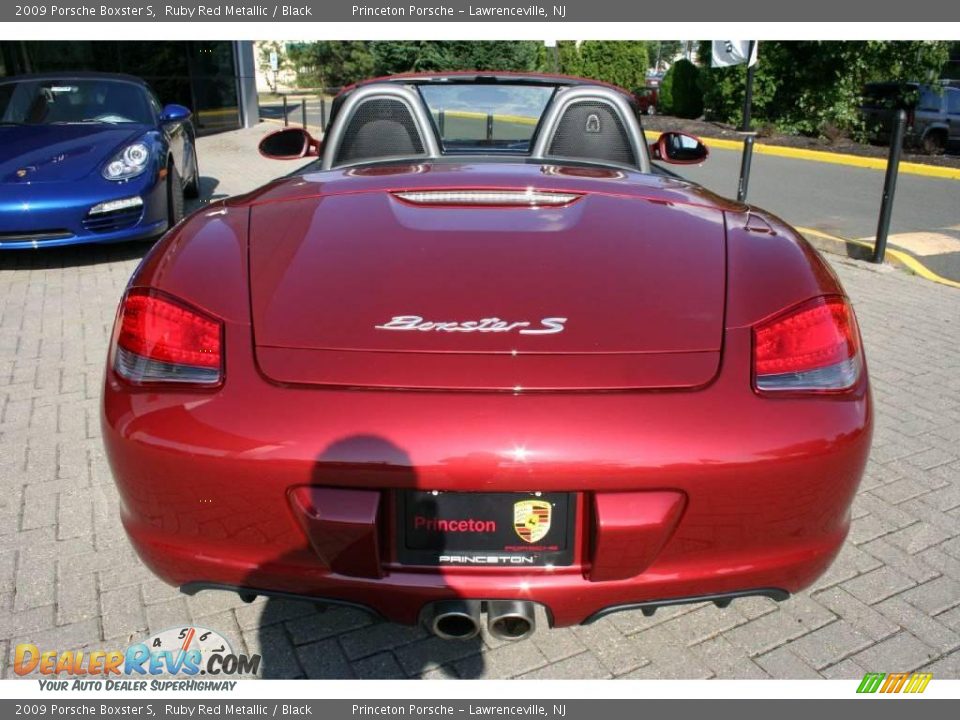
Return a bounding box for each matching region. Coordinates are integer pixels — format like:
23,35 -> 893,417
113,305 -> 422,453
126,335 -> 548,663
335,98 -> 425,164
393,190 -> 581,207
82,206 -> 142,233
0,230 -> 73,245
548,100 -> 636,167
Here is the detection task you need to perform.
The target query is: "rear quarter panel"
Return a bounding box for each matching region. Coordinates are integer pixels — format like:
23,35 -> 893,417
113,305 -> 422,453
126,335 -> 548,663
129,203 -> 251,325
724,209 -> 847,329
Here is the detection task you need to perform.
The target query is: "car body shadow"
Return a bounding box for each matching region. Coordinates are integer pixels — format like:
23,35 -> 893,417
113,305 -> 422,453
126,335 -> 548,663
244,435 -> 487,679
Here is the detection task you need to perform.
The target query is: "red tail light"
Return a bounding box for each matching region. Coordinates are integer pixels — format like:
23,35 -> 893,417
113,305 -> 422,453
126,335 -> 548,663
753,296 -> 862,393
112,288 -> 223,385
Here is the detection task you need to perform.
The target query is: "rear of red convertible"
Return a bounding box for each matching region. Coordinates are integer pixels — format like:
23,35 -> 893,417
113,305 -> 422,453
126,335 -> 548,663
101,165 -> 872,635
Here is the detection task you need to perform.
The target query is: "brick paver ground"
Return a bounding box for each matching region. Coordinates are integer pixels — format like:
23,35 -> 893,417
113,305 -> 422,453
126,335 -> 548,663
1,125 -> 959,679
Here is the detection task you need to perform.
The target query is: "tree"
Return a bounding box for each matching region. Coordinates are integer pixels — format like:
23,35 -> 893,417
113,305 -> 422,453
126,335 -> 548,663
537,41 -> 649,90
286,41 -> 375,90
652,41 -> 684,71
547,41 -> 584,76
697,41 -> 951,137
944,42 -> 960,79
369,41 -> 539,77
281,41 -> 658,94
579,41 -> 649,91
659,58 -> 703,118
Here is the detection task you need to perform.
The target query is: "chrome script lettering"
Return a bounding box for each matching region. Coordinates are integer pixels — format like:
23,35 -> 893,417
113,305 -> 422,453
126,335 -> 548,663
375,315 -> 566,335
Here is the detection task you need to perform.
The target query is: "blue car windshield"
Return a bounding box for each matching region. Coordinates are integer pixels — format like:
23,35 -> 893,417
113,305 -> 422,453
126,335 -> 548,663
0,79 -> 153,125
418,84 -> 554,153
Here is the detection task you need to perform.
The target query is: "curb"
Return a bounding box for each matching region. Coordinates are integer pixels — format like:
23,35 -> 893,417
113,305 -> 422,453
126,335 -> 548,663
645,130 -> 960,181
798,226 -> 960,290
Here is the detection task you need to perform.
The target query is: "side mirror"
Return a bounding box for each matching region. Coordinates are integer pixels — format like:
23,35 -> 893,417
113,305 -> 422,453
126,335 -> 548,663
159,104 -> 191,125
649,131 -> 709,165
258,127 -> 322,160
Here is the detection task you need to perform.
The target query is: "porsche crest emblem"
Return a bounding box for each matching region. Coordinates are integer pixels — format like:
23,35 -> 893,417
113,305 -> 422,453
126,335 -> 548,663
513,500 -> 552,543
16,168 -> 28,178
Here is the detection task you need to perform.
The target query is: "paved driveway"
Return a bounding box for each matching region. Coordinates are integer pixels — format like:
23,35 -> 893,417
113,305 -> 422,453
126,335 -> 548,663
1,126 -> 959,680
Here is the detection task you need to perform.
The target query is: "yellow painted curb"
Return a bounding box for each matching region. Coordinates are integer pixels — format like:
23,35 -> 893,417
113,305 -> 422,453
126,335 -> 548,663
798,226 -> 960,290
440,109 -> 539,126
645,130 -> 960,181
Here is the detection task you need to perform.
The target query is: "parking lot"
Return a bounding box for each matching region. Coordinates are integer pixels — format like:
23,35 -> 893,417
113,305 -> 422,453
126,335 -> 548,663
1,124 -> 959,680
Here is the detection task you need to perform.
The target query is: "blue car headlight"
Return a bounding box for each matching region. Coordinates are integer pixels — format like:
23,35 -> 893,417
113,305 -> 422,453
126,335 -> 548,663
103,143 -> 151,181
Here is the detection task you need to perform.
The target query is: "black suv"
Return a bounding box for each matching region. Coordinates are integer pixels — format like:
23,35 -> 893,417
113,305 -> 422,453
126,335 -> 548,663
861,81 -> 960,154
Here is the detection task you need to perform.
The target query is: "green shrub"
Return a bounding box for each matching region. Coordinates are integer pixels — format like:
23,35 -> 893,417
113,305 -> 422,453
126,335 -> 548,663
696,40 -> 950,137
660,58 -> 703,118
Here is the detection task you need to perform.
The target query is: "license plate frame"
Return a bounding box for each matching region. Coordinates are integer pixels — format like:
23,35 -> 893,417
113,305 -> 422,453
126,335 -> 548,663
396,490 -> 576,567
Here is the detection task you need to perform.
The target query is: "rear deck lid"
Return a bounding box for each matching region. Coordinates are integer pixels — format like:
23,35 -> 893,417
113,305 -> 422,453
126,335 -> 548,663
249,185 -> 727,391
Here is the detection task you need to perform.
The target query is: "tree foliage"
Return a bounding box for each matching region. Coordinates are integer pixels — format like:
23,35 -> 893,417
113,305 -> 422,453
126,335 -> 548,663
652,41 -> 684,71
284,40 -> 653,94
547,41 -> 649,91
286,41 -> 375,89
697,41 -> 951,137
659,58 -> 703,118
371,41 -> 541,75
579,41 -> 649,91
285,41 -> 541,89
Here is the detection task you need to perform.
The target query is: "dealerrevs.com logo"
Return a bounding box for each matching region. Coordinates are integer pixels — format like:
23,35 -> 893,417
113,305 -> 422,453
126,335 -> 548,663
14,626 -> 261,691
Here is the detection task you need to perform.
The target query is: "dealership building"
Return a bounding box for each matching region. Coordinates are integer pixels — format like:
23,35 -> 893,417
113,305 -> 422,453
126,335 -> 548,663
0,40 -> 259,135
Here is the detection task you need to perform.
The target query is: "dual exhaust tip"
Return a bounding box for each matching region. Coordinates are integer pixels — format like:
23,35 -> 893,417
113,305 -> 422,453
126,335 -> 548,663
427,600 -> 536,641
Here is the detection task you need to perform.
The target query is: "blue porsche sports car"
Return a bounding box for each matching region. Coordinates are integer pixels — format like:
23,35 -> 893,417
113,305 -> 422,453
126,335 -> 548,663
0,72 -> 199,249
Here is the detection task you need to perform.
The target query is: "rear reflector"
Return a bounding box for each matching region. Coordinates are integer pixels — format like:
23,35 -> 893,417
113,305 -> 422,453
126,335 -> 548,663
753,296 -> 862,393
113,289 -> 223,385
393,190 -> 580,207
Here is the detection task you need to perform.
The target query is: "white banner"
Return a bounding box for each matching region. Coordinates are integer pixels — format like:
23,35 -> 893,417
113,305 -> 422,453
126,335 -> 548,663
711,40 -> 759,67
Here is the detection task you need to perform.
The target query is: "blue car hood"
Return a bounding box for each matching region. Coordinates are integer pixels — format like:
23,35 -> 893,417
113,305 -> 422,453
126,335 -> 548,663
0,124 -> 146,184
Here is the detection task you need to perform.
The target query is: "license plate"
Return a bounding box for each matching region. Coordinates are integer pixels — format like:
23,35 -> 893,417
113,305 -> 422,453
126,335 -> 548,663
396,491 -> 574,567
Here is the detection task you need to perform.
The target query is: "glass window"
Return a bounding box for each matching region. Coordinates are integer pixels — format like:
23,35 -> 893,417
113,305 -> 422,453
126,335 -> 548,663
0,78 -> 153,125
947,90 -> 960,114
187,42 -> 240,133
918,87 -> 943,112
419,84 -> 553,153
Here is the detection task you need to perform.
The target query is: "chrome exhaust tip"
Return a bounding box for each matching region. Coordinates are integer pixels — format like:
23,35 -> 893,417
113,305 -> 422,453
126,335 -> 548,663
487,600 -> 536,641
427,600 -> 482,640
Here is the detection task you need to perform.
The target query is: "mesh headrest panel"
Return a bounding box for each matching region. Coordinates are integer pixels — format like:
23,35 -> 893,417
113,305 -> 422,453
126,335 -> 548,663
334,98 -> 425,164
547,100 -> 636,167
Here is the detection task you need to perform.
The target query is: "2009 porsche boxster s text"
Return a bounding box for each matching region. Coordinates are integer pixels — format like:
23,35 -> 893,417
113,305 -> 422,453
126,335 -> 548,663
102,73 -> 871,641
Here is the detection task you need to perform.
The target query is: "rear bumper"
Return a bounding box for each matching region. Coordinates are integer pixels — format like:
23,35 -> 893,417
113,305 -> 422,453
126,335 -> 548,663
179,581 -> 790,626
102,326 -> 871,628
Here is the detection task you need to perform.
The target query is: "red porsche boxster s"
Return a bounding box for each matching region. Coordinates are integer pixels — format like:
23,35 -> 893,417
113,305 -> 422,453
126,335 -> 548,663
102,73 -> 871,641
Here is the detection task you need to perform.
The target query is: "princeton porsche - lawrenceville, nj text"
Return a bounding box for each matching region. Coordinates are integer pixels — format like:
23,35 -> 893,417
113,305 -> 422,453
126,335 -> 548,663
352,5 -> 567,17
